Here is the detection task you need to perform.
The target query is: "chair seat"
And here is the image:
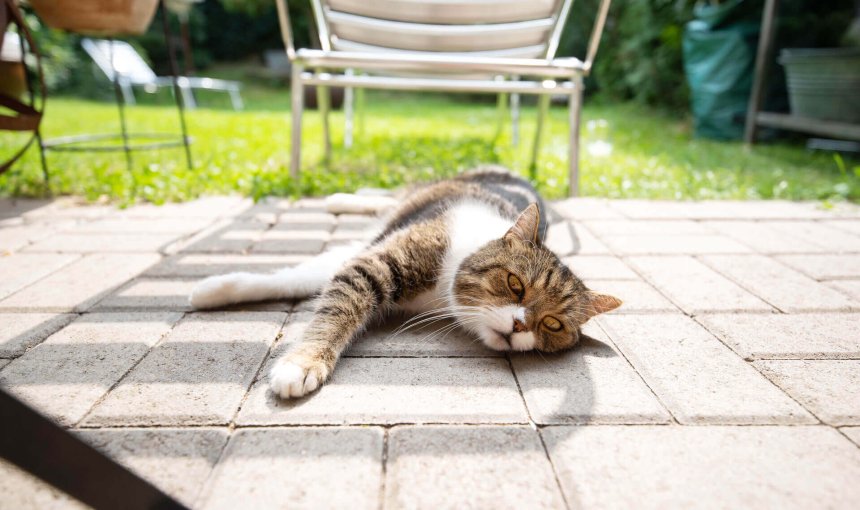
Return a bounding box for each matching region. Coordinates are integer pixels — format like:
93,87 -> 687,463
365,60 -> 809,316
294,49 -> 586,78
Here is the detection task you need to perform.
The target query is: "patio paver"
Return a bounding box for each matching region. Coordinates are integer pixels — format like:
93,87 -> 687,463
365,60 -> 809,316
83,311 -> 285,426
0,312 -> 77,358
77,428 -> 229,508
598,314 -> 814,424
625,255 -> 773,313
1,197 -> 859,508
386,426 -> 565,509
199,427 -> 383,510
701,254 -> 859,312
543,425 -> 860,509
755,360 -> 860,426
0,312 -> 182,425
697,313 -> 860,360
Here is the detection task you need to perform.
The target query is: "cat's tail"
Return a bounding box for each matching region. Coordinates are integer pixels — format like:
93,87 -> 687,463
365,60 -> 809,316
189,242 -> 364,309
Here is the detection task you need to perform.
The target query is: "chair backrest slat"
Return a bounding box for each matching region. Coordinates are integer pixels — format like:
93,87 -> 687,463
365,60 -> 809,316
325,11 -> 555,54
326,0 -> 559,25
332,39 -> 547,59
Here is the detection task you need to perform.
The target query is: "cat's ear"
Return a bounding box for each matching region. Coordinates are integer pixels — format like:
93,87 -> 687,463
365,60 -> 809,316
505,203 -> 541,244
584,291 -> 622,318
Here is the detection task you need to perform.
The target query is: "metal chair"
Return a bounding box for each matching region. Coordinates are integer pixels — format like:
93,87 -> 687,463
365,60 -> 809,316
275,0 -> 610,196
81,38 -> 244,111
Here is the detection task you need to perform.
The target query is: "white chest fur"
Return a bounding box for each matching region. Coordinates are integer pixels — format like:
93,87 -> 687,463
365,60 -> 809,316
396,201 -> 511,313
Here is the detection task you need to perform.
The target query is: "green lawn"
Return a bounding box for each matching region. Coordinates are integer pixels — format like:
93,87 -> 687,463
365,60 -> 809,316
1,83 -> 858,204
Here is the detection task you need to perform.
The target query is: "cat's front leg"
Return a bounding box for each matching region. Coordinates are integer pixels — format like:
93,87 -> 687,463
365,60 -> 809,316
268,254 -> 401,398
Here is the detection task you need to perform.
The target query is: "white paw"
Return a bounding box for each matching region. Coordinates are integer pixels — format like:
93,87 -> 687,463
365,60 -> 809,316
189,275 -> 237,309
269,361 -> 321,399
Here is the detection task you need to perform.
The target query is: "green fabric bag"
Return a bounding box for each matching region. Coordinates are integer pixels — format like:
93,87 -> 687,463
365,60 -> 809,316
683,0 -> 760,140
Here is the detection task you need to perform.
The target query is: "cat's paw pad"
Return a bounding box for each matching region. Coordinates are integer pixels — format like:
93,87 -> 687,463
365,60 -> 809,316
269,360 -> 324,399
189,275 -> 238,309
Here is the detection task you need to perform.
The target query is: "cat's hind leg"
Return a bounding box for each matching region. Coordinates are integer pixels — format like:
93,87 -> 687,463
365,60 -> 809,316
189,242 -> 364,309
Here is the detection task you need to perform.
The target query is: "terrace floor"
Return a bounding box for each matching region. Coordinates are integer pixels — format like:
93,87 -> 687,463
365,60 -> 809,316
1,195 -> 859,509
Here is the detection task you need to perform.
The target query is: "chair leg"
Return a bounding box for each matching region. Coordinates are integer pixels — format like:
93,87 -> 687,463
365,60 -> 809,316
495,92 -> 508,142
229,88 -> 244,111
529,94 -> 550,181
568,79 -> 584,197
120,81 -> 136,106
511,93 -> 520,147
290,63 -> 304,180
344,69 -> 354,148
180,83 -> 196,109
317,83 -> 332,165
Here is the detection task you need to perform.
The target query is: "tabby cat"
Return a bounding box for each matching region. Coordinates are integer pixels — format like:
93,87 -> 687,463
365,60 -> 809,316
190,167 -> 621,398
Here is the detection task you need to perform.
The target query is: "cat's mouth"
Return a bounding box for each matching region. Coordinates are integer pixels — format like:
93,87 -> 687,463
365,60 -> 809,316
484,328 -> 536,352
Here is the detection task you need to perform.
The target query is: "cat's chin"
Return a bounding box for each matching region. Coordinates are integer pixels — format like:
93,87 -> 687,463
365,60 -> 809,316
478,328 -> 536,352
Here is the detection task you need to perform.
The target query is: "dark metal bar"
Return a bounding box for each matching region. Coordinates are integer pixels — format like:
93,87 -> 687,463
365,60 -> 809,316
744,0 -> 779,144
109,38 -> 134,173
160,0 -> 194,170
0,388 -> 187,510
16,26 -> 50,191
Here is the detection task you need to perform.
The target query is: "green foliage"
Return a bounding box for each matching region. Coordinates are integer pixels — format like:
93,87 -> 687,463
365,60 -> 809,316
1,91 -> 856,204
17,10 -> 84,92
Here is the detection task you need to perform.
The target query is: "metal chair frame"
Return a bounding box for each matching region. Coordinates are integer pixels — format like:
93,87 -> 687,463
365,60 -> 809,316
275,0 -> 610,196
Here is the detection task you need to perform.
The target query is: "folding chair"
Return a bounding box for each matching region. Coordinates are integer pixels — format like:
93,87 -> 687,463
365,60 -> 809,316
275,0 -> 611,196
81,38 -> 244,111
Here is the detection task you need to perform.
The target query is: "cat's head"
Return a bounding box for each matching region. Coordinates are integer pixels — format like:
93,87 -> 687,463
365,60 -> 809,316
452,203 -> 621,352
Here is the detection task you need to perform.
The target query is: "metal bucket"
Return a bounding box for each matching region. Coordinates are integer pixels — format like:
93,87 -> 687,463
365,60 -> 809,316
779,48 -> 860,123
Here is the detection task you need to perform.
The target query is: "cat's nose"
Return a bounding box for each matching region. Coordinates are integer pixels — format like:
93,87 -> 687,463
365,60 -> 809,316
512,318 -> 527,333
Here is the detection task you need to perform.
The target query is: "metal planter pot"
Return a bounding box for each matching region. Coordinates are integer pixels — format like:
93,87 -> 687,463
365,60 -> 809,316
779,48 -> 860,123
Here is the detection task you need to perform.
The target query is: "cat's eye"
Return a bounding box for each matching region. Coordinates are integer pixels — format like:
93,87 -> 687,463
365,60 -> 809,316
507,274 -> 524,295
542,316 -> 563,332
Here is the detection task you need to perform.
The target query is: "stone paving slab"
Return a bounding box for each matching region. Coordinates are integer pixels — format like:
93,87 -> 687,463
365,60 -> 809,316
512,324 -> 670,424
0,312 -> 76,358
600,234 -> 753,255
77,428 -> 229,508
175,220 -> 270,253
826,220 -> 860,235
701,255 -> 859,312
598,314 -> 814,424
238,343 -> 526,425
768,221 -> 860,252
583,279 -> 679,313
626,256 -> 773,314
543,425 -> 860,509
83,311 -> 285,426
829,280 -> 860,300
24,233 -> 185,253
0,312 -> 181,425
143,253 -> 310,277
0,458 -> 87,509
703,220 -> 828,254
251,229 -> 329,254
755,360 -> 860,426
546,221 -> 609,256
0,254 -> 161,312
199,427 -> 384,510
0,359 -> 9,370
775,254 -> 860,280
842,427 -> 860,447
94,278 -> 198,311
386,425 -> 565,509
697,313 -> 860,360
607,200 -> 836,220
583,219 -> 711,236
116,196 -> 252,220
552,198 -> 625,219
65,217 -> 214,235
274,212 -> 336,231
0,222 -> 73,253
562,255 -> 640,280
0,253 -> 79,300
